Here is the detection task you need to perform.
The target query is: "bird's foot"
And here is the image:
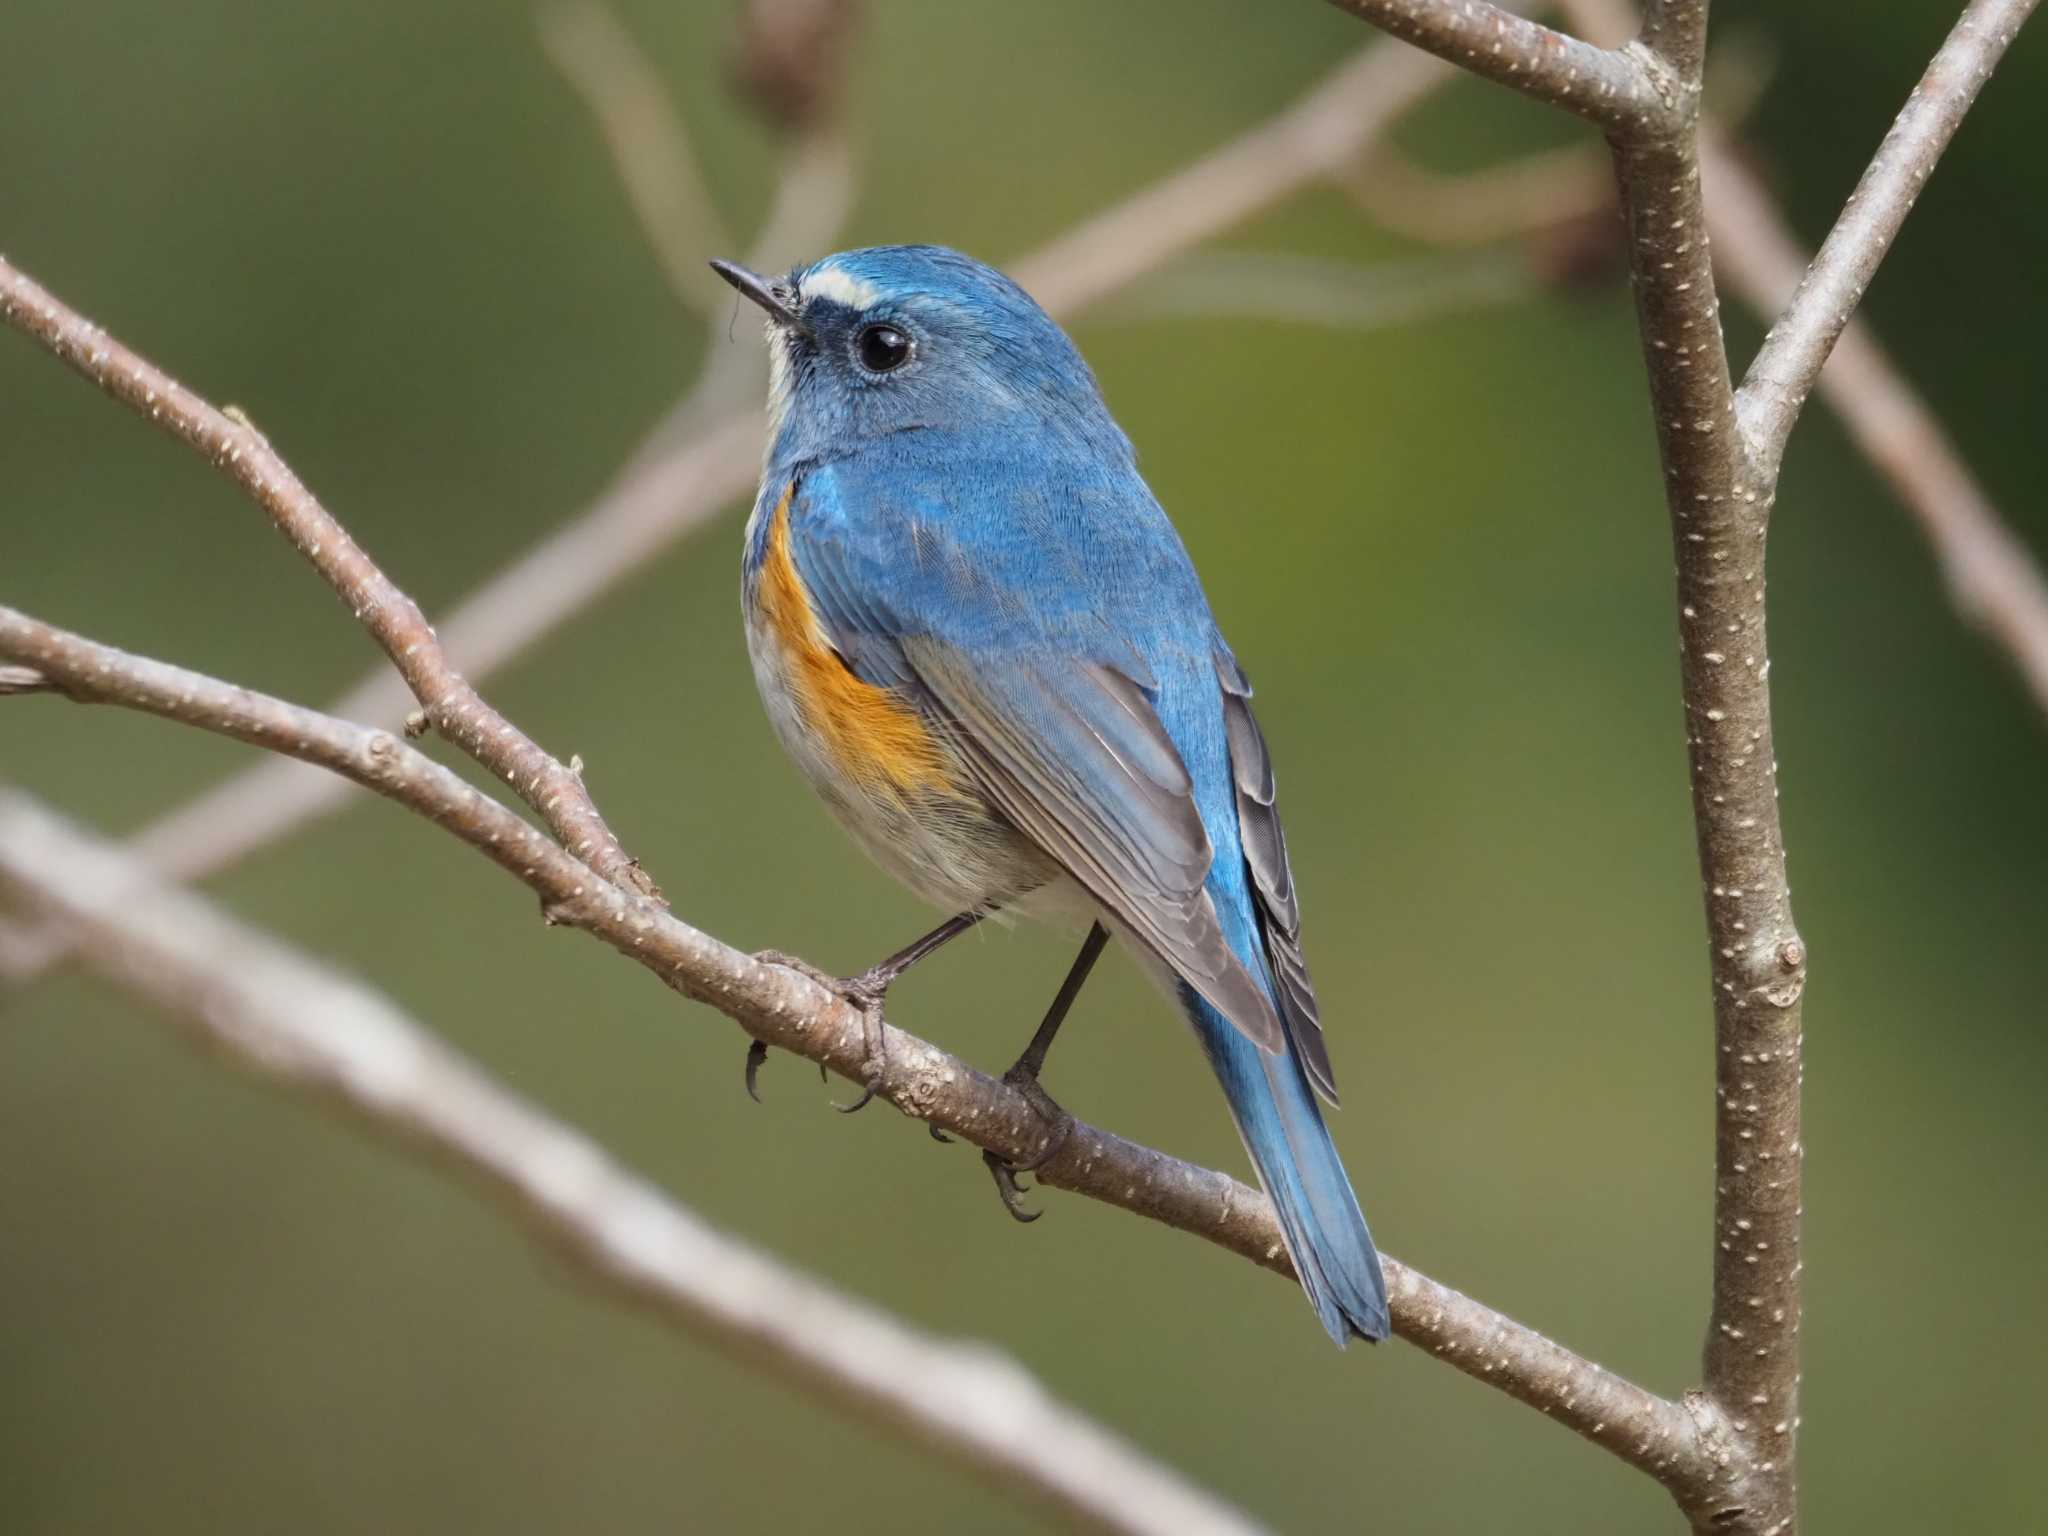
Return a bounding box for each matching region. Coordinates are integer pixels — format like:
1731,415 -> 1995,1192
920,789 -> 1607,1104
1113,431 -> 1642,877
981,1066 -> 1074,1224
748,949 -> 891,1111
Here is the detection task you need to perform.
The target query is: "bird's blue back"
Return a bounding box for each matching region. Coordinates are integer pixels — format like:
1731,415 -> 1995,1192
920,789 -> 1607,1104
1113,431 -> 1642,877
741,245 -> 1388,1342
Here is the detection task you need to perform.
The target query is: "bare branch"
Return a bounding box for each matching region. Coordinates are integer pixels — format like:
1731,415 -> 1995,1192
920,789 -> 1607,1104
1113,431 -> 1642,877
0,791 -> 1267,1536
1012,42 -> 1456,317
626,126 -> 856,467
1601,27 -> 1804,1536
0,603 -> 1716,1495
1637,0 -> 1710,86
1700,128 -> 2048,720
539,0 -> 741,315
1737,0 -> 2042,471
1296,0 -> 1823,1524
1317,0 -> 1673,133
0,255 -> 660,902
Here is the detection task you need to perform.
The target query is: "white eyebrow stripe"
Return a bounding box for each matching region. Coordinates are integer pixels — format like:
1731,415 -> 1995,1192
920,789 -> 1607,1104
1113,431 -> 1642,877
801,267 -> 882,309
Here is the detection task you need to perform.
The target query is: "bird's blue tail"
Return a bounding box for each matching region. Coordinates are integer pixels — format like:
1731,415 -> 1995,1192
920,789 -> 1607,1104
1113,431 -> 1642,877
1183,985 -> 1389,1344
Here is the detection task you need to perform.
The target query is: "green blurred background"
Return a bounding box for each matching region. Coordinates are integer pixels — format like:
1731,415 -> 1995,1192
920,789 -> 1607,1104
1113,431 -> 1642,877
3,2 -> 2043,1530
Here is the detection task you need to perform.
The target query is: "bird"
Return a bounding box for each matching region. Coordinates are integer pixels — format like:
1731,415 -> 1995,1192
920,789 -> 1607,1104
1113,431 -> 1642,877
713,245 -> 1388,1345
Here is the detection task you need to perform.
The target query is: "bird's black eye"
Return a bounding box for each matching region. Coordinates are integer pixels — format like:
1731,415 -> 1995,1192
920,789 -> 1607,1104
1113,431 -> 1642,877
856,323 -> 912,374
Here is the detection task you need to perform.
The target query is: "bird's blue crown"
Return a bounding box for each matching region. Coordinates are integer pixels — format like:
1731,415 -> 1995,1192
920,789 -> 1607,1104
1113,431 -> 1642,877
756,245 -> 1134,473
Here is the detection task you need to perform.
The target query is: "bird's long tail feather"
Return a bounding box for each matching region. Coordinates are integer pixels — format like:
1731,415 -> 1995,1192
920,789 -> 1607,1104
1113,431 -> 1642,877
1183,986 -> 1389,1344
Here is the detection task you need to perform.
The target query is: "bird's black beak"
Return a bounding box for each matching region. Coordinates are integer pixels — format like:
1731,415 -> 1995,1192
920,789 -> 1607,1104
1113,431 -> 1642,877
709,259 -> 811,338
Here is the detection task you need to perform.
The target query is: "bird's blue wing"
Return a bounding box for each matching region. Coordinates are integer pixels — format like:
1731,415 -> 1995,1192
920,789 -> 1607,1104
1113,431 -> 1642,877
785,453 -> 1285,1054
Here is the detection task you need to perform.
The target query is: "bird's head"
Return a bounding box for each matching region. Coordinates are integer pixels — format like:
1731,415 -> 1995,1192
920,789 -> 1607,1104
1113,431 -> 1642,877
711,245 -> 1127,466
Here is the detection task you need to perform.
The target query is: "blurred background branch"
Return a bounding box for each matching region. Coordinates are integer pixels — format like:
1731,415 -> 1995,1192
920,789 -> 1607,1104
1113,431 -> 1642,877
539,0 -> 743,316
0,789 -> 1267,1536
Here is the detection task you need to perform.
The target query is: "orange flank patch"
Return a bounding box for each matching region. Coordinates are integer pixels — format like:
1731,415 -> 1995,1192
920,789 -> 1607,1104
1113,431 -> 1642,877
759,484 -> 956,796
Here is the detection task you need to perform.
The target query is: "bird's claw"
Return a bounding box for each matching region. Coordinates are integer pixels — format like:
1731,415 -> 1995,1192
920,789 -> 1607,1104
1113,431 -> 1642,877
743,1038 -> 769,1103
752,947 -> 890,1111
981,1069 -> 1073,1222
982,1150 -> 1044,1222
833,992 -> 889,1113
833,1077 -> 880,1114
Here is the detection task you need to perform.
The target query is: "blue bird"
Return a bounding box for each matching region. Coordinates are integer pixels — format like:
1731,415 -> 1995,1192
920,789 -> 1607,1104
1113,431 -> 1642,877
713,246 -> 1389,1344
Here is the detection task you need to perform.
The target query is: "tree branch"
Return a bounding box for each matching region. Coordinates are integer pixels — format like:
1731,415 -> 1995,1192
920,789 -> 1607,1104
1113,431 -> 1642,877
1007,41 -> 1454,317
0,789 -> 1265,1536
1323,0 -> 2037,1520
1588,10 -> 1804,1529
1321,0 -> 2029,1523
1317,0 -> 1674,132
1736,0 -> 2042,472
0,257 -> 661,901
1628,130 -> 1803,1527
1698,127 -> 2048,720
0,602 -> 1720,1498
1439,0 -> 2036,1523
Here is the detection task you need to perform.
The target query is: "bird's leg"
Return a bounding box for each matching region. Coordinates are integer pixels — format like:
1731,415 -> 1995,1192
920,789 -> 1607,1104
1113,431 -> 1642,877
749,909 -> 990,1106
984,921 -> 1109,1222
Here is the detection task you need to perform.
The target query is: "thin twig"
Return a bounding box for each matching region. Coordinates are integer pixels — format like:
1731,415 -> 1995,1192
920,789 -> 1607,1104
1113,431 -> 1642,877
628,126 -> 856,467
1737,0 -> 2042,472
0,602 -> 1715,1493
1317,0 -> 1672,131
538,0 -> 741,316
0,257 -> 660,901
1699,128 -> 2048,719
1011,42 -> 1454,317
0,790 -> 1267,1536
